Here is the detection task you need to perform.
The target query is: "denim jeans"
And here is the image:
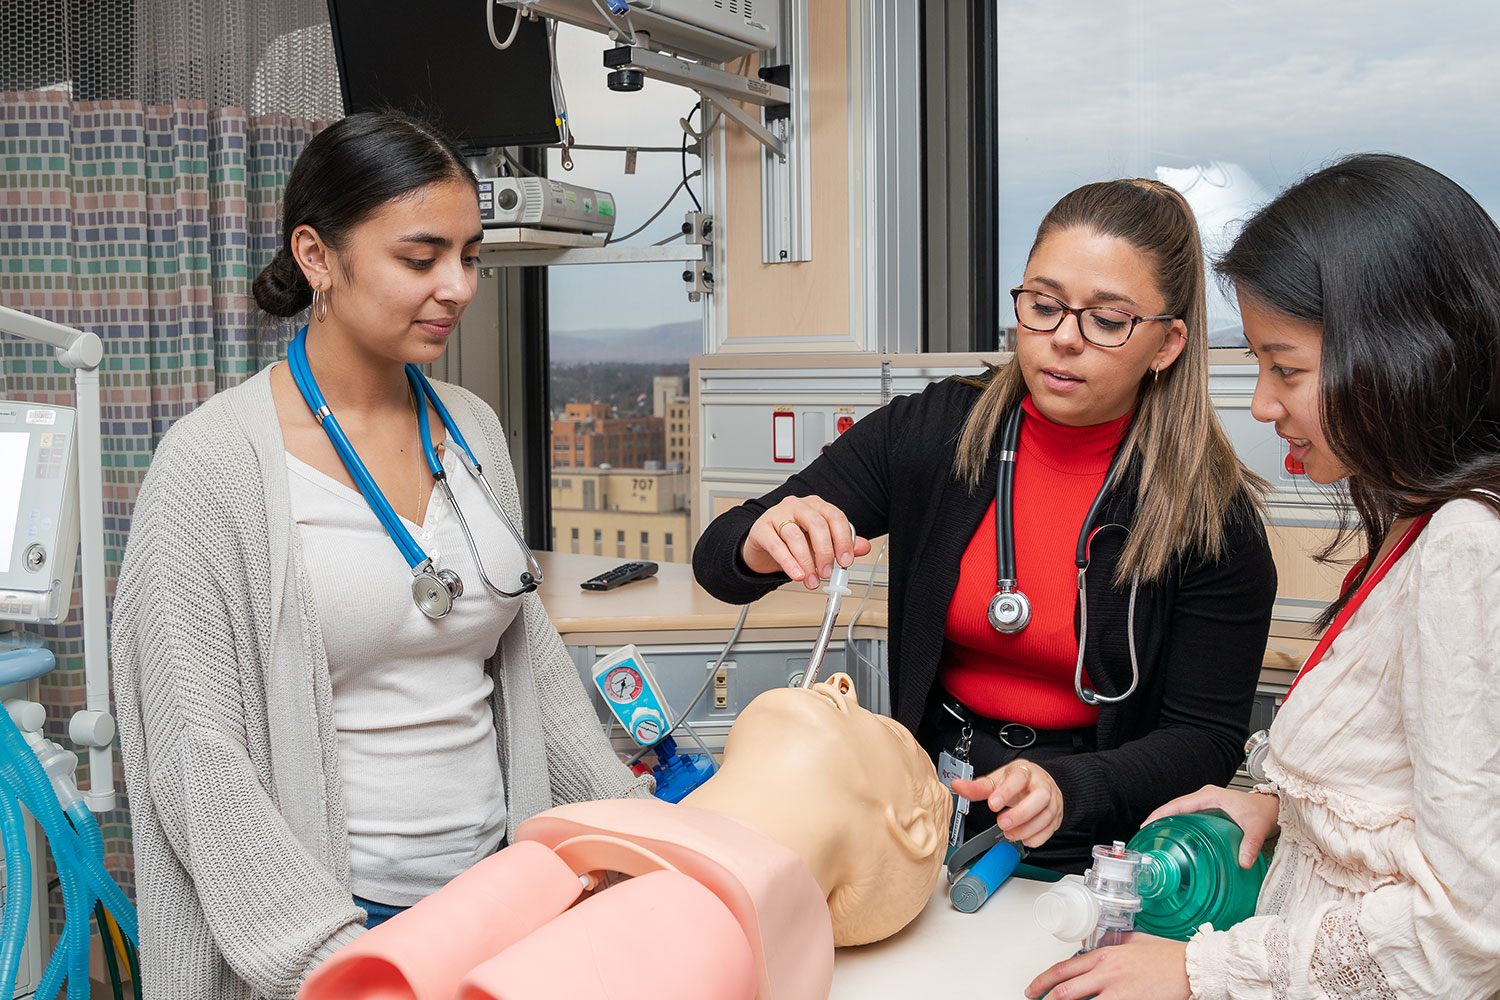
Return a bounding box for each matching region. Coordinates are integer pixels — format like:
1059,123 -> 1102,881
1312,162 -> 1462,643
353,895 -> 408,930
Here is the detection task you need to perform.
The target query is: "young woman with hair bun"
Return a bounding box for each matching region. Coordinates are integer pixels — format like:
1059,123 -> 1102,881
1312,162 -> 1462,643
111,111 -> 649,999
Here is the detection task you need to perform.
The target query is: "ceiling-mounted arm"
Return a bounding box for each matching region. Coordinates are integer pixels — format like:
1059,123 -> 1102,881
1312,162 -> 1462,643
603,45 -> 791,158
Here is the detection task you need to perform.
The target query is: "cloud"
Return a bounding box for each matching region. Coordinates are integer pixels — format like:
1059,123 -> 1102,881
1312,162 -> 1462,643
995,0 -> 1500,283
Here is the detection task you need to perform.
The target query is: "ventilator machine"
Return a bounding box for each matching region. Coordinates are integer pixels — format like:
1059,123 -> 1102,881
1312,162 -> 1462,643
1,304 -> 138,999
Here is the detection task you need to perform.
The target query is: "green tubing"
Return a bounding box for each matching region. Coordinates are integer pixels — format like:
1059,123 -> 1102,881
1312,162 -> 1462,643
1127,811 -> 1270,940
94,902 -> 124,1000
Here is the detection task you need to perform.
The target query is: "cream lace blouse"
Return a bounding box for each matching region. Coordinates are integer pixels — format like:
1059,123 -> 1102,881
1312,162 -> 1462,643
1185,498 -> 1500,1000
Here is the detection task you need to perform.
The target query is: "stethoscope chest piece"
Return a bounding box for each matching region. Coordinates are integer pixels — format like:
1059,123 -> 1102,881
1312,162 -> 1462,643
987,586 -> 1032,633
412,568 -> 464,620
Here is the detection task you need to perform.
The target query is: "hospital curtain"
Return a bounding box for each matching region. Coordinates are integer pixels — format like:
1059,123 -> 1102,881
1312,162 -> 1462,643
0,94 -> 329,914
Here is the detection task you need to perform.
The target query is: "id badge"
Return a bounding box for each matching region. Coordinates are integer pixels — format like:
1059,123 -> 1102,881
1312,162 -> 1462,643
937,750 -> 974,794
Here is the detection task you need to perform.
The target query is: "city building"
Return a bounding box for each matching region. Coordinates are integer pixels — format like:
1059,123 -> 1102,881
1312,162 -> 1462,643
551,402 -> 665,469
653,375 -> 691,469
550,467 -> 691,563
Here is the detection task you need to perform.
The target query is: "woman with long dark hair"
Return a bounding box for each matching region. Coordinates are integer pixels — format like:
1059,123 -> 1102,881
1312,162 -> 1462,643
694,179 -> 1276,872
111,112 -> 648,999
1028,154 -> 1500,999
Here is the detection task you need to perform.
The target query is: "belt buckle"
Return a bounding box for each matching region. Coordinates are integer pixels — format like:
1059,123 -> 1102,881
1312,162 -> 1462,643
997,723 -> 1036,749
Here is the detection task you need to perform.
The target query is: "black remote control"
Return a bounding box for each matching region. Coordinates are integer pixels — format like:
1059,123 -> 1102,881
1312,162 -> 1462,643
580,561 -> 659,591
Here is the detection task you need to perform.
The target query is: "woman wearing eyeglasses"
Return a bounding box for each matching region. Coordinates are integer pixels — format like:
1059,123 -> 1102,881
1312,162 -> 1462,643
110,113 -> 648,1000
1028,155 -> 1500,1000
694,178 -> 1276,872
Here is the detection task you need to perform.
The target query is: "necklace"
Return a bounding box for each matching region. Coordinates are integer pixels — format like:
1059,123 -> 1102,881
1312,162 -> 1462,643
409,383 -> 426,525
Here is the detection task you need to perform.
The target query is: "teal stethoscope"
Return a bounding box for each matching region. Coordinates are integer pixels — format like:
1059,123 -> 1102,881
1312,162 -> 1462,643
288,326 -> 544,619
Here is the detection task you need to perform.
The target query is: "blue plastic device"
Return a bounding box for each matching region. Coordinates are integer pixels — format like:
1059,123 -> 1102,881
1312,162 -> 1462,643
590,644 -> 716,800
647,736 -> 716,803
949,840 -> 1024,913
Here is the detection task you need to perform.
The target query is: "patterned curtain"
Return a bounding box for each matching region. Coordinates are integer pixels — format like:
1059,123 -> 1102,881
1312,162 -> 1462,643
0,91 -> 329,911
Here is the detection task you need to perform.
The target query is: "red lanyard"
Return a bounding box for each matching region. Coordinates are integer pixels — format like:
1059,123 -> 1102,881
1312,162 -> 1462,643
1283,513 -> 1433,702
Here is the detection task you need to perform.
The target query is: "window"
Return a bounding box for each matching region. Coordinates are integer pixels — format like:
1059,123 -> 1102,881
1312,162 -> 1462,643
664,532 -> 674,563
593,528 -> 602,556
640,530 -> 650,560
544,24 -> 697,563
995,1 -> 1500,347
570,525 -> 579,555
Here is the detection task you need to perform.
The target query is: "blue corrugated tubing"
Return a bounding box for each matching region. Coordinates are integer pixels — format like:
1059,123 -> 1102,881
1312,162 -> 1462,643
0,790 -> 30,997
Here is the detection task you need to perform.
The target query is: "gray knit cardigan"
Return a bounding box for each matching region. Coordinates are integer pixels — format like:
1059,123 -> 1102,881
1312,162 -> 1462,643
111,366 -> 650,1000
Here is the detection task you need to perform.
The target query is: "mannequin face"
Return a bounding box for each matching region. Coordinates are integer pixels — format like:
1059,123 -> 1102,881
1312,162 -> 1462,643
721,673 -> 950,945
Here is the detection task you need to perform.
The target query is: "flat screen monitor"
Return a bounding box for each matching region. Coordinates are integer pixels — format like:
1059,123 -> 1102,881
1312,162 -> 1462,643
326,1 -> 560,152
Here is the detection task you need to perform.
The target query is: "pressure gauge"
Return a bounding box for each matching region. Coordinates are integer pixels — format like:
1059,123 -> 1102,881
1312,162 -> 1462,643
603,664 -> 643,703
590,644 -> 674,749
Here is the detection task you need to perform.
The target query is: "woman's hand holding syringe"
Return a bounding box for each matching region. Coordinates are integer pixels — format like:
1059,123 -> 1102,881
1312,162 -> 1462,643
741,496 -> 872,589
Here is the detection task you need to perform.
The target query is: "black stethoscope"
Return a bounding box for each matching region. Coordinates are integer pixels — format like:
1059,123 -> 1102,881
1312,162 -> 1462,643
988,401 -> 1142,706
288,326 -> 543,619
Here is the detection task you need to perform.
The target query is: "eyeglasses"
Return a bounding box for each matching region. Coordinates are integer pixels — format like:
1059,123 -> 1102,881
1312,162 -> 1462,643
1010,287 -> 1176,348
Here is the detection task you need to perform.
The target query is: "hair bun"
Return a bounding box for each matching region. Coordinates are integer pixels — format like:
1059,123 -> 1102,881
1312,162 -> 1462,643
252,247 -> 312,318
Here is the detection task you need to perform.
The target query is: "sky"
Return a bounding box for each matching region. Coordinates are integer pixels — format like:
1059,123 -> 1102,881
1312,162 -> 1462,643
543,23 -> 706,334
995,0 -> 1500,333
538,2 -> 1500,337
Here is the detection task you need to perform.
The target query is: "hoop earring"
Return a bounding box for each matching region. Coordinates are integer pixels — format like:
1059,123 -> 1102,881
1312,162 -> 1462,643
1153,365 -> 1161,385
312,287 -> 329,323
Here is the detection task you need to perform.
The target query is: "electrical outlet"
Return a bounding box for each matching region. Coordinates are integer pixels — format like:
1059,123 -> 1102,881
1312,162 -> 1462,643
712,660 -> 733,710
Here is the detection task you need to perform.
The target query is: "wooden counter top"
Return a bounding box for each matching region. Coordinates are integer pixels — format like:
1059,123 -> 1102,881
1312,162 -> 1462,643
533,551 -> 888,636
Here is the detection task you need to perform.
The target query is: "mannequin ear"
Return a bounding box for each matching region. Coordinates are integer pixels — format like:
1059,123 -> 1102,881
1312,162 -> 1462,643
883,802 -> 940,860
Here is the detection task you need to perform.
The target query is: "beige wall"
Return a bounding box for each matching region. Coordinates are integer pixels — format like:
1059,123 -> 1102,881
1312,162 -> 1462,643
550,509 -> 691,564
551,469 -> 690,515
720,1 -> 857,348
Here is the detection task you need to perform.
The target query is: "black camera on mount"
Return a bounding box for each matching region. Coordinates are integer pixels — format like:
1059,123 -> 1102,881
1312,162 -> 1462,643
607,68 -> 644,92
604,46 -> 644,92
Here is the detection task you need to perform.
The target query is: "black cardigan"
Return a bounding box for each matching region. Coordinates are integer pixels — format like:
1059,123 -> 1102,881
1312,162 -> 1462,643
693,376 -> 1278,842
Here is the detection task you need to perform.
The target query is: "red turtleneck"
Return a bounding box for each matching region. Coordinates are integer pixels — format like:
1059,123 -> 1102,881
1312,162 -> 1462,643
939,395 -> 1132,729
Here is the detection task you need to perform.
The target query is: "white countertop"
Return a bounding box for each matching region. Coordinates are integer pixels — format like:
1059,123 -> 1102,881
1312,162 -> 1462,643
831,872 -> 1079,999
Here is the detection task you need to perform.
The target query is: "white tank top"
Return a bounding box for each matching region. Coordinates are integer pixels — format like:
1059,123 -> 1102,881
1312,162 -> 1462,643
287,440 -> 525,905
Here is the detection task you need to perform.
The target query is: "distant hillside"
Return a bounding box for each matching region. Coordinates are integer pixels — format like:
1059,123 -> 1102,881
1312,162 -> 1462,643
551,320 -> 701,364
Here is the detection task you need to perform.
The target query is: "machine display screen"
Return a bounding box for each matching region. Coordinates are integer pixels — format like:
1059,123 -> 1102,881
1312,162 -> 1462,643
0,404 -> 79,624
0,431 -> 27,570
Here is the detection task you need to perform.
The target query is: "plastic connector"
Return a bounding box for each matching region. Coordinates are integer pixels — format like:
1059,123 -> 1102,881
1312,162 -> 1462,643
69,709 -> 116,748
4,699 -> 45,734
649,736 -> 717,804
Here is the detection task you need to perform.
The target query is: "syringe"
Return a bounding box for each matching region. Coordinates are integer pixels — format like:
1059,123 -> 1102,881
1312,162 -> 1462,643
800,529 -> 854,689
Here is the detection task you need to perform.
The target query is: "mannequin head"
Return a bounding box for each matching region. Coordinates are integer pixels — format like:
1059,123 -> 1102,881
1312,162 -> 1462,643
687,672 -> 951,946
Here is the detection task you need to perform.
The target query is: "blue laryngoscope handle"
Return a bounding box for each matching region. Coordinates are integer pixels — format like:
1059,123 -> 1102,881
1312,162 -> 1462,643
289,328 -> 425,569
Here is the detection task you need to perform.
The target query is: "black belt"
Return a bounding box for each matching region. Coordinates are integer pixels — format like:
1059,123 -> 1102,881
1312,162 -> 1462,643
939,699 -> 1091,751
